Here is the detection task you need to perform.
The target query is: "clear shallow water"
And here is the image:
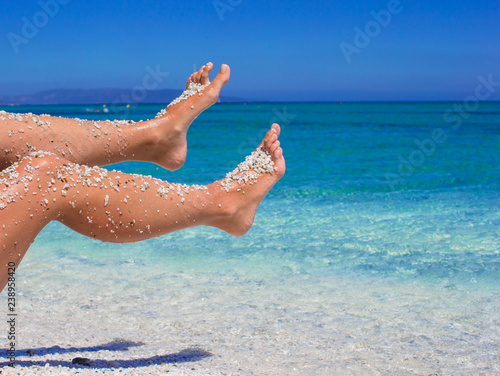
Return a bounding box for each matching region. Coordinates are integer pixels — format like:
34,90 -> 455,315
1,102 -> 499,374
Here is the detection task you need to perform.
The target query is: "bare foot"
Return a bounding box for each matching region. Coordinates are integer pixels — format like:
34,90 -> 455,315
209,123 -> 285,236
147,63 -> 230,170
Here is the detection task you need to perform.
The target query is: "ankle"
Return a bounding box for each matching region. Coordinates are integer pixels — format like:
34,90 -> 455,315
138,119 -> 185,169
208,183 -> 238,217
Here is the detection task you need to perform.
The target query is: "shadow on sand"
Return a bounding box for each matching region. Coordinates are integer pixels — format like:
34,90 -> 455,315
0,339 -> 212,369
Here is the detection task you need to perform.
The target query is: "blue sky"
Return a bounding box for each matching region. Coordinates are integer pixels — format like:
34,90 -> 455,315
0,0 -> 499,101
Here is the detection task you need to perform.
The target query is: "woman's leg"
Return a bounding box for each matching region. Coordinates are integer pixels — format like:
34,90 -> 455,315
0,124 -> 285,291
0,63 -> 230,171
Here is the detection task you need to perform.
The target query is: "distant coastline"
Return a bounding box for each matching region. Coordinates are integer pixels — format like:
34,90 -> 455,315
1,90 -> 500,106
0,88 -> 245,106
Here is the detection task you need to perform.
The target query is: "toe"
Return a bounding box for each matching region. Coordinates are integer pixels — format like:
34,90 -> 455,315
265,133 -> 276,152
267,133 -> 278,151
274,147 -> 283,160
201,62 -> 213,85
271,123 -> 281,138
259,126 -> 275,150
270,140 -> 281,156
194,66 -> 204,83
210,64 -> 231,91
186,73 -> 196,89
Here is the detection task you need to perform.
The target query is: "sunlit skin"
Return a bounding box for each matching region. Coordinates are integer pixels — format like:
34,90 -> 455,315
0,76 -> 286,289
0,63 -> 230,172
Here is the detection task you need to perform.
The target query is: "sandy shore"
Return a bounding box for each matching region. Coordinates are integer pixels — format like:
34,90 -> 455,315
1,270 -> 498,376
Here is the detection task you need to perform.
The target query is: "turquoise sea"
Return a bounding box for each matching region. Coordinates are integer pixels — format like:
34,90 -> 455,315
1,102 -> 499,375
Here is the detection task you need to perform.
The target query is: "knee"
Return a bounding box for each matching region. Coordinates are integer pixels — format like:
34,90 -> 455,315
28,152 -> 69,176
1,153 -> 70,204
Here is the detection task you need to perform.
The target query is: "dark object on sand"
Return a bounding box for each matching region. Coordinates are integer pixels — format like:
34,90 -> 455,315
72,357 -> 91,366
